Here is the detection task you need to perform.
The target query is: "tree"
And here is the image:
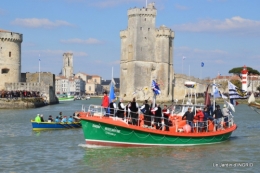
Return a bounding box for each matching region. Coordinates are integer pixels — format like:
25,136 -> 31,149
230,79 -> 242,89
229,67 -> 260,75
219,81 -> 228,92
257,86 -> 260,92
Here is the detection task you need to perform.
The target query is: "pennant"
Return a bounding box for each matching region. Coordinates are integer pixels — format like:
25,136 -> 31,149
182,56 -> 186,60
201,62 -> 204,67
204,85 -> 211,106
212,84 -> 221,98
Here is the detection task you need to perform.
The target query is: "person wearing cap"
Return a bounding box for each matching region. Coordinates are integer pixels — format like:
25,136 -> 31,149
222,104 -> 230,127
48,115 -> 54,122
40,114 -> 45,122
35,114 -> 41,123
212,105 -> 223,131
101,91 -> 109,117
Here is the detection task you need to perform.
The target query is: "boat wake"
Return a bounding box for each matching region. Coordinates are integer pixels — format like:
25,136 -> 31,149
78,144 -> 112,148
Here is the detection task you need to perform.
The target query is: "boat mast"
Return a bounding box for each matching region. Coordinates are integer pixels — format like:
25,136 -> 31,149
213,79 -> 215,111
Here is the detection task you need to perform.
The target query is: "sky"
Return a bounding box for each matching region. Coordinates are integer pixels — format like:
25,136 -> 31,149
1,0 -> 260,80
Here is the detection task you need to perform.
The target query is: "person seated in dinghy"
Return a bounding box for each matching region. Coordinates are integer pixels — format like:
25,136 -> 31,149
55,116 -> 60,123
68,116 -> 74,123
48,115 -> 54,122
61,116 -> 67,123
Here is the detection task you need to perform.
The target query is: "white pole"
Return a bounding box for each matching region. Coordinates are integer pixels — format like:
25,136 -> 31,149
146,0 -> 148,7
39,54 -> 40,83
182,58 -> 183,74
112,67 -> 113,79
213,80 -> 215,111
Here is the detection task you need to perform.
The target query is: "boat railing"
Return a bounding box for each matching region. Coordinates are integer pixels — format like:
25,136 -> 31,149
84,105 -> 235,133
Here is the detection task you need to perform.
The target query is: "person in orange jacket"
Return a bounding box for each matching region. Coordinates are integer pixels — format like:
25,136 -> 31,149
101,91 -> 109,117
195,108 -> 204,132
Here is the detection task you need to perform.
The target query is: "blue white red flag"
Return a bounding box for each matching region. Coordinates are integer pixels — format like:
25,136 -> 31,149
151,80 -> 161,95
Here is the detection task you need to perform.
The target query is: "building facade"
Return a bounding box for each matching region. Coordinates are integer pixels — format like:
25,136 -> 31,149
0,29 -> 23,90
119,3 -> 174,101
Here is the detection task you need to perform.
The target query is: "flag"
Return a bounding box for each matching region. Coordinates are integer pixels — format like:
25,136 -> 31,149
151,80 -> 161,95
109,82 -> 116,102
219,91 -> 228,99
204,85 -> 211,106
39,59 -> 41,61
212,84 -> 221,98
228,81 -> 247,99
201,62 -> 204,67
182,56 -> 186,60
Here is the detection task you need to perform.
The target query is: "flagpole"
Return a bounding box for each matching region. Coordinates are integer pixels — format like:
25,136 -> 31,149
182,58 -> 183,74
146,0 -> 147,7
39,54 -> 40,83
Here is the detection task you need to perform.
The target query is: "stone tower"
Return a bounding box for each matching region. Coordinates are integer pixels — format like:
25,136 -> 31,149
62,53 -> 73,78
119,3 -> 174,102
0,29 -> 23,90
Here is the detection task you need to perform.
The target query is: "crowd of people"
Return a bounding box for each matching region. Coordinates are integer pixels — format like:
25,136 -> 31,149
0,90 -> 42,99
101,91 -> 232,132
34,112 -> 80,123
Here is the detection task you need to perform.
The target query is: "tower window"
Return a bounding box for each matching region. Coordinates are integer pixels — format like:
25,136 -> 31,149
9,52 -> 11,57
2,68 -> 10,74
148,28 -> 150,31
145,18 -> 146,21
140,27 -> 142,30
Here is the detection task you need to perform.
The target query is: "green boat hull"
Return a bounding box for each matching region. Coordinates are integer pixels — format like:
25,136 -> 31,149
81,119 -> 234,147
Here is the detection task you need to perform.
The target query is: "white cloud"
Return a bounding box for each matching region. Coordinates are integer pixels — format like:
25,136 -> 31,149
172,16 -> 260,36
174,4 -> 189,10
11,18 -> 74,29
60,38 -> 102,44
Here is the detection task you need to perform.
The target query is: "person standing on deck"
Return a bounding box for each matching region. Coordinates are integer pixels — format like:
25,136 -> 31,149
152,104 -> 162,130
194,108 -> 204,132
222,104 -> 230,127
129,98 -> 139,125
140,100 -> 151,126
212,105 -> 224,131
109,99 -> 117,117
117,98 -> 125,119
182,107 -> 195,132
162,105 -> 170,131
101,91 -> 109,117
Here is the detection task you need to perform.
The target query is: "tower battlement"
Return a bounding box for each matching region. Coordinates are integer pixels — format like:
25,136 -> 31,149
128,3 -> 157,17
0,30 -> 23,42
156,25 -> 174,38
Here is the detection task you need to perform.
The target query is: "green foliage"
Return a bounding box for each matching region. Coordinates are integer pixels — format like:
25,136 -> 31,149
229,67 -> 260,75
257,86 -> 260,92
230,79 -> 242,89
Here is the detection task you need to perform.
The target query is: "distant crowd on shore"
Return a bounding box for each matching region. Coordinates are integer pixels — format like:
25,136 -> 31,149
0,90 -> 41,99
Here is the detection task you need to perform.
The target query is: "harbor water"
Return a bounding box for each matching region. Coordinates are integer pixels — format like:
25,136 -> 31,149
0,98 -> 259,173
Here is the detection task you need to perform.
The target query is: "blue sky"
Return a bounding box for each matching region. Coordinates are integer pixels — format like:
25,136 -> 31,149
1,0 -> 260,80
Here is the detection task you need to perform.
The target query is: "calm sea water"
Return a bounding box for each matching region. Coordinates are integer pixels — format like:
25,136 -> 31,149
0,98 -> 259,173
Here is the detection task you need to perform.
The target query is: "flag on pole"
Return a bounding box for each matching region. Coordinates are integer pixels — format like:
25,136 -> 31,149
109,82 -> 116,102
228,81 -> 247,99
201,62 -> 204,67
182,56 -> 186,60
151,80 -> 161,95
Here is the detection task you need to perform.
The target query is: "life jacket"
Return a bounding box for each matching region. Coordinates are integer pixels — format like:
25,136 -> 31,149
109,102 -> 115,115
130,102 -> 138,112
162,108 -> 170,117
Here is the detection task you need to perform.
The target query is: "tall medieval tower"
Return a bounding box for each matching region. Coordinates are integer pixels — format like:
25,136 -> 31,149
62,52 -> 73,78
120,3 -> 174,102
0,30 -> 23,90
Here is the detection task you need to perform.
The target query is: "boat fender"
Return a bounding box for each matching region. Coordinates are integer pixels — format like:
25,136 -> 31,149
161,120 -> 165,131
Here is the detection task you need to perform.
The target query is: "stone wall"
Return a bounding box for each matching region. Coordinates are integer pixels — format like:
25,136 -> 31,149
0,31 -> 23,90
173,74 -> 208,100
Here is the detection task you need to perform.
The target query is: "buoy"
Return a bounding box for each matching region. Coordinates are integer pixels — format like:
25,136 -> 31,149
183,124 -> 191,133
